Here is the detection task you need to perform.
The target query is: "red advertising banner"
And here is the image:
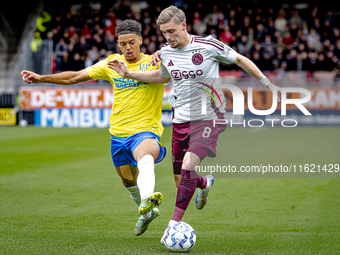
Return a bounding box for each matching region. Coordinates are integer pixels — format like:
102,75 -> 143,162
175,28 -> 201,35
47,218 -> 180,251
20,87 -> 340,111
20,87 -> 114,109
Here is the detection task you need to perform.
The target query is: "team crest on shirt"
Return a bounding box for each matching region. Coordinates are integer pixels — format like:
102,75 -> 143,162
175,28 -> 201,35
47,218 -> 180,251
192,52 -> 203,65
139,63 -> 148,72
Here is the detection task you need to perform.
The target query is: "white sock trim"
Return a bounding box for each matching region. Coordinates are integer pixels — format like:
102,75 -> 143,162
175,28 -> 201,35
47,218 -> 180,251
125,185 -> 141,207
137,154 -> 155,199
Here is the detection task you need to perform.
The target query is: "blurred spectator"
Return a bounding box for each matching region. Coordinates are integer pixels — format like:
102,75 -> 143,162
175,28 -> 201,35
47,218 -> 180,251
237,29 -> 253,54
255,23 -> 265,42
261,52 -> 274,71
78,37 -> 90,54
330,29 -> 340,44
251,51 -> 262,67
209,28 -> 218,39
104,13 -> 117,37
283,31 -> 294,46
261,35 -> 275,49
193,20 -> 207,36
55,38 -> 68,70
105,33 -> 116,52
275,36 -> 287,51
147,41 -> 157,54
85,54 -> 93,68
69,53 -> 84,71
274,46 -> 285,66
93,34 -> 106,51
219,25 -> 233,44
307,28 -> 320,45
316,53 -> 328,70
323,51 -> 336,71
290,23 -> 299,38
286,49 -> 298,71
264,45 -> 275,58
143,11 -> 152,25
297,51 -> 308,71
321,19 -> 333,40
267,18 -> 276,35
308,52 -> 318,72
88,46 -> 99,63
81,24 -> 92,39
313,37 -> 323,52
131,0 -> 142,15
277,61 -> 287,85
274,9 -> 287,34
228,19 -> 237,35
289,9 -> 303,26
60,51 -> 70,71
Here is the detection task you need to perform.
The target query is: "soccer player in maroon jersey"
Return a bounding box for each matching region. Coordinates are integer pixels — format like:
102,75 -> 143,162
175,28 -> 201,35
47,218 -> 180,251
108,6 -> 281,244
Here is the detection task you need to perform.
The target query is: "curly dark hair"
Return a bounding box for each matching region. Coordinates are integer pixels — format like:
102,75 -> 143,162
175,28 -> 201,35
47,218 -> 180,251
115,20 -> 142,37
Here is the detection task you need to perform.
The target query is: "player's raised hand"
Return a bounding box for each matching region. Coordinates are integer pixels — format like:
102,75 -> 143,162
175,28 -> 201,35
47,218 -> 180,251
148,50 -> 161,66
21,70 -> 41,83
266,83 -> 282,102
107,59 -> 129,78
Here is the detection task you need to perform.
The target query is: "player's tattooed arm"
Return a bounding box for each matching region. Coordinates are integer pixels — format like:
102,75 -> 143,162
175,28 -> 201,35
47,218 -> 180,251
107,59 -> 170,84
21,69 -> 91,85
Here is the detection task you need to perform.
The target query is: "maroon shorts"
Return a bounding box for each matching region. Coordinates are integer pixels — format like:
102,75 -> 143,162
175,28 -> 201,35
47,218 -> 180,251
172,120 -> 227,175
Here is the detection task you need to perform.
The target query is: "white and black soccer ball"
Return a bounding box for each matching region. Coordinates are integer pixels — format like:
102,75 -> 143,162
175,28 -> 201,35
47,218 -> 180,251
163,222 -> 196,252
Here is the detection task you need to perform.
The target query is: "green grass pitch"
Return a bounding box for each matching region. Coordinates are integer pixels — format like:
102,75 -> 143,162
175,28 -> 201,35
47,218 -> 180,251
0,126 -> 339,254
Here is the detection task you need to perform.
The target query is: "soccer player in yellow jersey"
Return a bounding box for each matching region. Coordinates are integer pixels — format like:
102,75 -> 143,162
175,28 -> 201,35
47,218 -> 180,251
21,20 -> 166,236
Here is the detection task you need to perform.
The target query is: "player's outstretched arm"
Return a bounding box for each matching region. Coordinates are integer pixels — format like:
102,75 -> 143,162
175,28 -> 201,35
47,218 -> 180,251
107,59 -> 170,84
21,69 -> 91,85
233,54 -> 281,100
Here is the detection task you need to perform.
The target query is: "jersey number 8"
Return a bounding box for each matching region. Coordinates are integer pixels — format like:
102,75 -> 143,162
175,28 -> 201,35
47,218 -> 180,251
202,127 -> 212,138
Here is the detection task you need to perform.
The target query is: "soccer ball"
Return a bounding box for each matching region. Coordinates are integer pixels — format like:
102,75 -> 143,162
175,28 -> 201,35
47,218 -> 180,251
163,222 -> 196,252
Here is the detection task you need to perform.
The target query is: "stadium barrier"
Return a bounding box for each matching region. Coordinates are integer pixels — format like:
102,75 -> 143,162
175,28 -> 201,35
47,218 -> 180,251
18,86 -> 340,127
19,86 -> 174,127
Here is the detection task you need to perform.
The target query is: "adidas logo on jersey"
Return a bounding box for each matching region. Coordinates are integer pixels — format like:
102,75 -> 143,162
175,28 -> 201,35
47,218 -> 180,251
167,60 -> 174,66
199,138 -> 208,144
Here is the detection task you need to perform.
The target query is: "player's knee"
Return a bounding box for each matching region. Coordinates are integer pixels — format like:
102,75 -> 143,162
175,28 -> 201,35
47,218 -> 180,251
182,159 -> 197,170
182,152 -> 201,170
181,159 -> 192,170
136,151 -> 159,163
134,139 -> 160,162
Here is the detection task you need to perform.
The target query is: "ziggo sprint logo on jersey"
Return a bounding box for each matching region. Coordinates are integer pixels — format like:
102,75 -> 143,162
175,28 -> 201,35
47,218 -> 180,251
171,70 -> 203,80
200,83 -> 312,128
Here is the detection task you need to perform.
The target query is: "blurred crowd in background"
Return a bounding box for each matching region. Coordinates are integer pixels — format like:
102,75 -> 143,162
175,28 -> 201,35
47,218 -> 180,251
34,0 -> 340,76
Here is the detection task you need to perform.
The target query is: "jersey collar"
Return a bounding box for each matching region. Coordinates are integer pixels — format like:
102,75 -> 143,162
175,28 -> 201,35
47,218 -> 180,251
123,53 -> 145,66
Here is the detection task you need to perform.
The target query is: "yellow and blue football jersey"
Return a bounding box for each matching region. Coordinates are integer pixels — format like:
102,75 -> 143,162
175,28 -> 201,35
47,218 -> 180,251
86,53 -> 164,137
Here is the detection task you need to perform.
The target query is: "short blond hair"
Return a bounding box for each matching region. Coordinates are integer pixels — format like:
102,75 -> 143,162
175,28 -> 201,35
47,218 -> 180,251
156,5 -> 186,25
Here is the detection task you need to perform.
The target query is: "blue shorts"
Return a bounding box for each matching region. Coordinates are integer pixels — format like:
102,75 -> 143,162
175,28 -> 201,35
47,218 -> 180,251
111,131 -> 167,167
